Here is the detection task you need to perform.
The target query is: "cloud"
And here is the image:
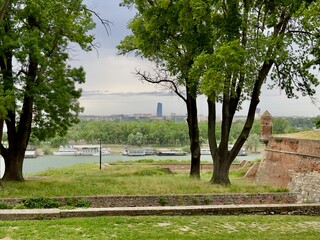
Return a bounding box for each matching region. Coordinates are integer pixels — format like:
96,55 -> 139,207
76,0 -> 320,117
81,90 -> 176,98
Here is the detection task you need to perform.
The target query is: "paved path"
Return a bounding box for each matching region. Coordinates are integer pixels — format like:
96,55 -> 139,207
0,204 -> 319,220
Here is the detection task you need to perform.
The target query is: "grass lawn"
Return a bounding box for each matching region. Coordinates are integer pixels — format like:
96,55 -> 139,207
0,162 -> 285,198
0,215 -> 319,240
0,161 -> 319,239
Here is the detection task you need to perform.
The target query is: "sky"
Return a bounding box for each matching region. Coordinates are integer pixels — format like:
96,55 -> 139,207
71,0 -> 320,117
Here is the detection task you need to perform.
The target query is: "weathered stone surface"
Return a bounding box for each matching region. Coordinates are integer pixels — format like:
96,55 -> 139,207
289,172 -> 320,203
0,193 -> 297,208
1,204 -> 319,220
256,137 -> 320,189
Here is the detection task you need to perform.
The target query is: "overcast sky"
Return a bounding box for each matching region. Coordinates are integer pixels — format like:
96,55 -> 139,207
71,0 -> 320,117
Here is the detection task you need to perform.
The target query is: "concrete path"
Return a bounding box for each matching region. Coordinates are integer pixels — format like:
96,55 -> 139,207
0,204 -> 319,220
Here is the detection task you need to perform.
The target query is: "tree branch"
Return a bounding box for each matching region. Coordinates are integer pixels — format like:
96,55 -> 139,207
0,0 -> 10,21
84,7 -> 111,36
136,69 -> 187,103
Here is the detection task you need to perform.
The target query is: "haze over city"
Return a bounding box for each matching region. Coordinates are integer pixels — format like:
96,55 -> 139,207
72,0 -> 320,117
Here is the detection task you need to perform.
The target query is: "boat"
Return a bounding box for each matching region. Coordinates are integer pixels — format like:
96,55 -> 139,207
200,149 -> 211,155
144,147 -> 156,155
92,148 -> 110,156
122,148 -> 146,156
156,150 -> 188,156
200,145 -> 247,156
53,145 -> 110,156
25,150 -> 38,158
53,146 -> 78,156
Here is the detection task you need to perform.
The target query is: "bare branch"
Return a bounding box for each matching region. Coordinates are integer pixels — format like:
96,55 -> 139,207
84,7 -> 112,36
136,69 -> 187,103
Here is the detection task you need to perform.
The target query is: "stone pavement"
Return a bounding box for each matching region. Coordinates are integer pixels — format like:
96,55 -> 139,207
0,203 -> 319,220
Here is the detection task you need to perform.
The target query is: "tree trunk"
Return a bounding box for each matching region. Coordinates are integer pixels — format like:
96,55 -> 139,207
186,91 -> 200,179
211,154 -> 232,185
2,148 -> 25,181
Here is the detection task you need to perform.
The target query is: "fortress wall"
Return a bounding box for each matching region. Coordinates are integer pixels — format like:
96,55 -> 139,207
256,137 -> 320,191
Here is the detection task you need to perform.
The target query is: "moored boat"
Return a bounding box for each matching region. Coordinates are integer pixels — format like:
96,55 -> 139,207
53,145 -> 110,156
122,148 -> 146,156
53,146 -> 78,156
156,150 -> 187,156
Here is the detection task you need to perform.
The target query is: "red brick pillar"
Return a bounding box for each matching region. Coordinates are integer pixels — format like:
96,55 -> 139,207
260,111 -> 272,144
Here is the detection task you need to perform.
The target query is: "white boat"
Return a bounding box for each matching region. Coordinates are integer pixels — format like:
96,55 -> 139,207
122,148 -> 146,156
156,150 -> 187,156
92,148 -> 110,156
200,149 -> 211,155
53,145 -> 110,156
53,146 -> 78,156
144,147 -> 156,155
200,145 -> 246,156
25,150 -> 38,158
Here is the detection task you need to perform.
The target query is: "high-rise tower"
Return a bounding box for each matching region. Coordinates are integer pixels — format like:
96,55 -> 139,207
156,102 -> 163,117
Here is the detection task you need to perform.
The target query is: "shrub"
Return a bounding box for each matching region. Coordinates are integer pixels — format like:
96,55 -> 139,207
159,196 -> 169,206
0,201 -> 11,209
65,197 -> 91,208
22,197 -> 60,209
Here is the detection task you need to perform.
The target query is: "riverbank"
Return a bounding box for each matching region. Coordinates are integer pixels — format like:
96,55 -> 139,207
1,152 -> 262,177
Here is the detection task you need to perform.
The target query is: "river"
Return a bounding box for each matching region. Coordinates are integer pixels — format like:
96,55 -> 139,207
0,153 -> 262,177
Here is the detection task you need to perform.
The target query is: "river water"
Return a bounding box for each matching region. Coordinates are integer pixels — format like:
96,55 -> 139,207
0,153 -> 262,177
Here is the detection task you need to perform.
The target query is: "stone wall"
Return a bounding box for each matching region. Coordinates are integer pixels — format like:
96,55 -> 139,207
256,137 -> 320,193
289,172 -> 320,203
1,193 -> 297,208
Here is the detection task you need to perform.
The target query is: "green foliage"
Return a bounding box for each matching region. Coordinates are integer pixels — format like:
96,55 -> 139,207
313,117 -> 320,129
203,196 -> 211,204
65,197 -> 91,208
0,200 -> 11,209
244,134 -> 260,152
63,120 -> 192,147
0,0 -> 96,153
21,197 -> 60,209
18,197 -> 91,209
159,196 -> 169,206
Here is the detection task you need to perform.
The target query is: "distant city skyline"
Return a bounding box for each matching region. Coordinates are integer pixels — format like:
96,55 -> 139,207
79,90 -> 320,117
74,0 -> 320,118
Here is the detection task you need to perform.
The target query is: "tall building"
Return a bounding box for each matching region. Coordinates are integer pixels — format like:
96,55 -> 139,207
156,102 -> 163,117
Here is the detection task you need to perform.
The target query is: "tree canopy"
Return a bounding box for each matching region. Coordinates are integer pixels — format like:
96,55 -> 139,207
118,0 -> 217,178
193,0 -> 320,185
0,0 -> 96,181
120,0 -> 320,185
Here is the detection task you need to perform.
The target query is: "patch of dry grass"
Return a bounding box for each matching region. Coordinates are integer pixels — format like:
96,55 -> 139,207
275,130 -> 320,140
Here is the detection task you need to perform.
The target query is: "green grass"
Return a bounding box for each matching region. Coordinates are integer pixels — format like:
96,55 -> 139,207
0,215 -> 319,239
0,163 -> 285,198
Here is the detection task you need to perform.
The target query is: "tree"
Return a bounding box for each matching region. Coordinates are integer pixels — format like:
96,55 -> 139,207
192,0 -> 319,184
244,134 -> 260,153
0,0 -> 96,181
127,132 -> 144,146
313,117 -> 320,128
0,0 -> 10,20
272,118 -> 295,134
118,0 -> 214,179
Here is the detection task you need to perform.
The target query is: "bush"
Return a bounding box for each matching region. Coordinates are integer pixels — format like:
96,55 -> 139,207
21,197 -> 61,209
65,197 -> 91,208
159,196 -> 169,206
0,201 -> 11,209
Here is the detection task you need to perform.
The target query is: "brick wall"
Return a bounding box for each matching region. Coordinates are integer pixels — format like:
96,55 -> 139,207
256,137 -> 320,190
